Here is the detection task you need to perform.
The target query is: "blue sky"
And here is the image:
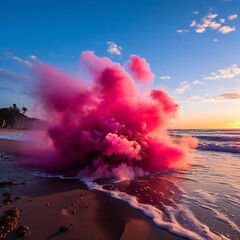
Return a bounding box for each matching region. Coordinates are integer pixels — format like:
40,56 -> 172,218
1,0 -> 240,128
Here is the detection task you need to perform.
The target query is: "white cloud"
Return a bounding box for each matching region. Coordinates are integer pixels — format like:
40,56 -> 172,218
159,76 -> 170,80
228,14 -> 238,20
176,81 -> 190,94
191,12 -> 235,35
177,29 -> 189,33
192,13 -> 220,33
195,28 -> 205,33
192,80 -> 203,85
218,26 -> 235,34
209,21 -> 221,29
11,55 -> 33,67
204,64 -> 240,80
208,13 -> 218,19
190,20 -> 196,27
106,42 -> 122,55
213,38 -> 218,42
193,11 -> 199,14
182,11 -> 236,35
29,55 -> 37,60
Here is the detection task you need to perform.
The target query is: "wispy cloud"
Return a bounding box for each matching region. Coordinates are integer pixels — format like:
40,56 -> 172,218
220,86 -> 240,92
206,93 -> 240,102
106,42 -> 122,55
204,64 -> 240,80
193,11 -> 199,14
192,80 -> 203,85
218,26 -> 236,34
187,95 -> 202,100
220,18 -> 225,23
10,54 -> 33,67
176,81 -> 190,94
159,76 -> 170,80
0,68 -> 31,86
228,14 -> 238,20
0,86 -> 18,94
213,38 -> 218,42
219,93 -> 240,99
177,29 -> 189,33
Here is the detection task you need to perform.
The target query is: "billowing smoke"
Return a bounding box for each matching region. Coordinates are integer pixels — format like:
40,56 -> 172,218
125,55 -> 155,83
24,51 -> 197,180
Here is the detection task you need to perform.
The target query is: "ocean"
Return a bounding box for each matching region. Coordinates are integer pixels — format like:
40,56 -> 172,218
1,129 -> 240,240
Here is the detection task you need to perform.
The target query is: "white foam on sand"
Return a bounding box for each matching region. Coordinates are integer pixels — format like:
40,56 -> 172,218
193,190 -> 216,203
32,172 -> 232,240
83,179 -> 229,240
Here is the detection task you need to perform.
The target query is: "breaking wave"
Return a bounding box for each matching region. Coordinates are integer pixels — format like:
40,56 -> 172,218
197,143 -> 240,154
195,135 -> 240,142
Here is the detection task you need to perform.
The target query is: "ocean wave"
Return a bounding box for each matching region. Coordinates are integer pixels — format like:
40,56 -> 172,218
84,180 -> 229,240
197,143 -> 240,154
196,135 -> 240,142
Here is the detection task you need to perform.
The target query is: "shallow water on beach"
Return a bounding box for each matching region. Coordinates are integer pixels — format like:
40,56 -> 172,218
2,129 -> 240,239
0,130 -> 45,142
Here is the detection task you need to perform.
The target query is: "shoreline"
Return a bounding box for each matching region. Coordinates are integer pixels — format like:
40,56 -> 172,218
0,137 -> 182,240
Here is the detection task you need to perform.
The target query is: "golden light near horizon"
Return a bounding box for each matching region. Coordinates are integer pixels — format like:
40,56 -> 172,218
228,121 -> 240,129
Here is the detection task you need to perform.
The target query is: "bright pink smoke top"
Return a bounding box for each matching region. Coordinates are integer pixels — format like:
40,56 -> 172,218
28,51 -> 196,180
125,55 -> 155,83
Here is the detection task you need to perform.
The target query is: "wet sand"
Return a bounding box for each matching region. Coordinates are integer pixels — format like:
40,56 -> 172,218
0,132 -> 182,240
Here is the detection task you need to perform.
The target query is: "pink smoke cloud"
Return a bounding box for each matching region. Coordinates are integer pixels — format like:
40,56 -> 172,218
125,55 -> 155,83
22,51 -> 197,180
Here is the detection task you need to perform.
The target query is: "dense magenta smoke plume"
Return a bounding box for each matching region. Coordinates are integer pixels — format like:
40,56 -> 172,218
27,51 -> 197,179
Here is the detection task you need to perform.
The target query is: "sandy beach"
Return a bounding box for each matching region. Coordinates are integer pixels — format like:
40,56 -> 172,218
0,131 -> 181,240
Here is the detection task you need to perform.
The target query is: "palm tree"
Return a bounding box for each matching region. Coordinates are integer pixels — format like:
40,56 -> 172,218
22,107 -> 28,114
12,104 -> 20,113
